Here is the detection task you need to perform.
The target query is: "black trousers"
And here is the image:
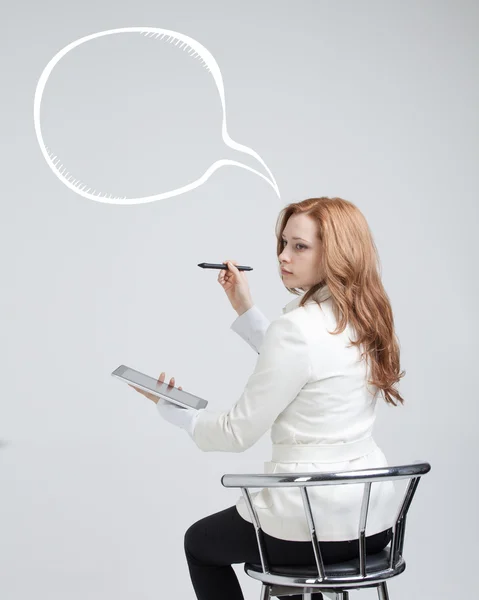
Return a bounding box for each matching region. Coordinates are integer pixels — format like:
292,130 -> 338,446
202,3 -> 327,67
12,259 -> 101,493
184,505 -> 392,600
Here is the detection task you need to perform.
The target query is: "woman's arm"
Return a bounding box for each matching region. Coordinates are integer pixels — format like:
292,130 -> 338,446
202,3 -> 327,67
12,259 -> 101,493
155,306 -> 272,439
192,315 -> 311,452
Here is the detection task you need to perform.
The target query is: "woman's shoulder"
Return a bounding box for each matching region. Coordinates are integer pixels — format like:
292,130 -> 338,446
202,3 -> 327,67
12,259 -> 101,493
268,301 -> 328,342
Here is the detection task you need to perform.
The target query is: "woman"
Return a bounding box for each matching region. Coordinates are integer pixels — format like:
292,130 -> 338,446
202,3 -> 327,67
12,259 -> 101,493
131,197 -> 405,600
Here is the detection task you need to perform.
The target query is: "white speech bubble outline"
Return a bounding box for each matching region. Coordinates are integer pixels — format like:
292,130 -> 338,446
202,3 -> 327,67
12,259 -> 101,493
33,26 -> 280,204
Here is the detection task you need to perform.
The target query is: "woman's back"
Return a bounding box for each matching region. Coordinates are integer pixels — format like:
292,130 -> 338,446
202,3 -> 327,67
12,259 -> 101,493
273,295 -> 379,446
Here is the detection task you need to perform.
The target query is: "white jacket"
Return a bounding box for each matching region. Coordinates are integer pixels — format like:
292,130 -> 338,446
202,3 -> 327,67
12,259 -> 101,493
191,285 -> 397,541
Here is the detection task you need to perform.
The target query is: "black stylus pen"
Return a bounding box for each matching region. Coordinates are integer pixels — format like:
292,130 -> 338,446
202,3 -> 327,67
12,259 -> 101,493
197,262 -> 253,271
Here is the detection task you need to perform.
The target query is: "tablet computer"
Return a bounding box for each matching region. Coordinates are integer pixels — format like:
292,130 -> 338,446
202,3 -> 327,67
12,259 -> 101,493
111,365 -> 208,410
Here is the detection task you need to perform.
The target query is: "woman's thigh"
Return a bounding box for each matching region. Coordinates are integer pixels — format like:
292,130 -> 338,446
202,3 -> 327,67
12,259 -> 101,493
184,504 -> 391,567
184,505 -> 263,566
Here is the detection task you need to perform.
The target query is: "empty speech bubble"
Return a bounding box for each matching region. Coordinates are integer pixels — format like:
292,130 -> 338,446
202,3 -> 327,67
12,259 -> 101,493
33,26 -> 280,204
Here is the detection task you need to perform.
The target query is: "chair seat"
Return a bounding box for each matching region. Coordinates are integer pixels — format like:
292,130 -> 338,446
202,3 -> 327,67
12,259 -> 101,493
246,549 -> 402,578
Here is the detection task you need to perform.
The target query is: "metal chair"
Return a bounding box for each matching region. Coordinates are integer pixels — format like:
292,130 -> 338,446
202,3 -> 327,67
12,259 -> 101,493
222,461 -> 431,600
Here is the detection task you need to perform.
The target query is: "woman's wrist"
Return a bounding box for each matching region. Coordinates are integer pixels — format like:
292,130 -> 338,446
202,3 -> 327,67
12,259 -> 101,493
237,302 -> 254,316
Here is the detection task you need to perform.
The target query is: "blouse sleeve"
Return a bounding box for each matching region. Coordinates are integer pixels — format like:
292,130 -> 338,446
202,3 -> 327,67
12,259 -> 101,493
192,316 -> 311,452
230,305 -> 271,354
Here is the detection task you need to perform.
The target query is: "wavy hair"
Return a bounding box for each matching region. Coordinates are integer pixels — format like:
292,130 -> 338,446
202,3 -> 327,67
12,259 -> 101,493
275,197 -> 405,406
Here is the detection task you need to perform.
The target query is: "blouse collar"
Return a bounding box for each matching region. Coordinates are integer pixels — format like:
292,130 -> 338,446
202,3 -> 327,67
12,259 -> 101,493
282,283 -> 332,314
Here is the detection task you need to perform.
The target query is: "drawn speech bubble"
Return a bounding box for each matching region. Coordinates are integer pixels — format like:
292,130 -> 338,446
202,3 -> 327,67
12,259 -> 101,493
33,27 -> 280,204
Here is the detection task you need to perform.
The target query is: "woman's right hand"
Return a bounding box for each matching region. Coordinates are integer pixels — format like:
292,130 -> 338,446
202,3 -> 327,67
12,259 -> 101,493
218,259 -> 254,315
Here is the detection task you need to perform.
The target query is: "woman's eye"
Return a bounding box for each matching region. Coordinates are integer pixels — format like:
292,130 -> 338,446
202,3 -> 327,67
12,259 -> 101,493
281,240 -> 307,250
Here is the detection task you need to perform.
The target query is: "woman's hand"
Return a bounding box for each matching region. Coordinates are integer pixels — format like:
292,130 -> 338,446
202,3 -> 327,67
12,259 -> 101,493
218,259 -> 253,315
129,371 -> 200,435
128,371 -> 182,404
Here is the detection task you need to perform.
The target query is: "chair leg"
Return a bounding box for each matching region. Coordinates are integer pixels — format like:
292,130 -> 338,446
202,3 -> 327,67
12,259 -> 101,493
260,583 -> 270,599
377,582 -> 389,600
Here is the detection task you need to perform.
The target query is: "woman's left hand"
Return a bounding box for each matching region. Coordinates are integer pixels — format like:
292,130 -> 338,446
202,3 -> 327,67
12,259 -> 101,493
128,371 -> 182,404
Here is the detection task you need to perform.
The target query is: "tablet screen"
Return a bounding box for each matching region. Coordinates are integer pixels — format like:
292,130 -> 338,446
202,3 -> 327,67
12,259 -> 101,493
112,365 -> 208,410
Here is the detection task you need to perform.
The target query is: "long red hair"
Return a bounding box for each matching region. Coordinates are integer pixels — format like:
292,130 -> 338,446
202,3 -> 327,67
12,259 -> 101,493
276,197 -> 405,406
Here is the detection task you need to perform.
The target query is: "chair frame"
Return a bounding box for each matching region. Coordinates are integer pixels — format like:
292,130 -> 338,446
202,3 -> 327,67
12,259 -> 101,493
222,461 -> 431,599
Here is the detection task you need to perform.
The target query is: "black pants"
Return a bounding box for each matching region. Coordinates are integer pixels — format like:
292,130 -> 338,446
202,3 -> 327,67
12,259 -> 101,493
184,505 -> 392,600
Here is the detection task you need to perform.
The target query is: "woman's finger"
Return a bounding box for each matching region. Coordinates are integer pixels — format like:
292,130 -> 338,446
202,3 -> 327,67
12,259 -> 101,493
219,260 -> 228,284
129,384 -> 146,397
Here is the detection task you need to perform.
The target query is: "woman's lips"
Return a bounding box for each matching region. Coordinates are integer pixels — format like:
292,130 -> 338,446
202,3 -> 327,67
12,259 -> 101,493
281,269 -> 292,274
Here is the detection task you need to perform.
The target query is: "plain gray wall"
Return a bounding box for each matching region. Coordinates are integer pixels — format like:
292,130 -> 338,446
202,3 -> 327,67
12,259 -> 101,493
2,1 -> 477,598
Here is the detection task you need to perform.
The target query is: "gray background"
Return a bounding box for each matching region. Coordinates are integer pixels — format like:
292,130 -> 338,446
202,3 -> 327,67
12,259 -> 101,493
2,1 -> 477,598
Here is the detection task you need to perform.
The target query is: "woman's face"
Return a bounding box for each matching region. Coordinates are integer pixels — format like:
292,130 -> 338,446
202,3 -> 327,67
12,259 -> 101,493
278,213 -> 323,292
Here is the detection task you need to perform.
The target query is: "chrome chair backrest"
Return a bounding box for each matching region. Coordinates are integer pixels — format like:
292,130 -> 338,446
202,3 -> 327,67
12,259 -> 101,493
222,462 -> 431,582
